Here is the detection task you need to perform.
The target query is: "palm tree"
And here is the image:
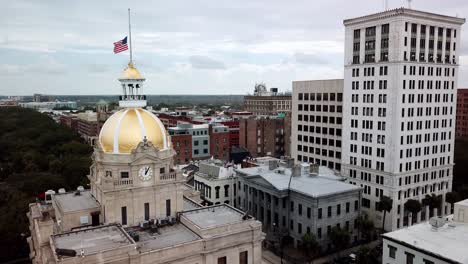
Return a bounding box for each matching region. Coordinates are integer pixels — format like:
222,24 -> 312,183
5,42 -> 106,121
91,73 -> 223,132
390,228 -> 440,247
445,191 -> 460,214
405,199 -> 422,224
301,232 -> 320,264
423,194 -> 442,216
379,196 -> 393,232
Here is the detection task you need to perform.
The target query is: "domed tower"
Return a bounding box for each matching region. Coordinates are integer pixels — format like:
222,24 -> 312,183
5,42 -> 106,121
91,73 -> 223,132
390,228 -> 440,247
89,61 -> 184,227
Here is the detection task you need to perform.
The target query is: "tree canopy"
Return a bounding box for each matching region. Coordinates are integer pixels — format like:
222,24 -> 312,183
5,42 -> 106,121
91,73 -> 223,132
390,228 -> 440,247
0,107 -> 92,262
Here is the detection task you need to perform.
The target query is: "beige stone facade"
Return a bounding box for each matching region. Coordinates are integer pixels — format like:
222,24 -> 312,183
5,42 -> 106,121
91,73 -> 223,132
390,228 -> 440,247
26,62 -> 264,264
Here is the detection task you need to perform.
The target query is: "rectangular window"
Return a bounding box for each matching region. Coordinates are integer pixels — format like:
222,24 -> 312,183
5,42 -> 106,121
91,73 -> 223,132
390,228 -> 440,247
120,171 -> 129,179
318,208 -> 322,219
388,245 -> 397,259
144,202 -> 150,220
218,256 -> 227,264
405,252 -> 415,264
121,206 -> 127,225
327,206 -> 332,217
166,199 -> 171,217
240,251 -> 248,264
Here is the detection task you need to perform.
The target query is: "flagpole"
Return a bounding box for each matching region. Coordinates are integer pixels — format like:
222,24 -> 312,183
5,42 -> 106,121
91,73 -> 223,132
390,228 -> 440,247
128,8 -> 133,64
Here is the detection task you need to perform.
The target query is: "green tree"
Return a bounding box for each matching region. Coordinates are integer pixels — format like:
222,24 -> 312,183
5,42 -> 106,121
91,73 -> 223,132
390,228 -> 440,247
330,226 -> 350,252
357,216 -> 375,242
379,196 -> 393,232
301,232 -> 320,264
355,246 -> 379,264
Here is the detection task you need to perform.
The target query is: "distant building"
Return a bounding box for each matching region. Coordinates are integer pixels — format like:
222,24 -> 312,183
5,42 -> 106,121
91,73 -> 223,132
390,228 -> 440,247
244,83 -> 291,116
239,116 -> 287,158
19,101 -> 77,111
235,157 -> 362,249
194,159 -> 237,205
209,124 -> 230,161
291,79 -> 344,171
33,93 -> 49,102
382,199 -> 468,264
456,88 -> 468,138
168,122 -> 230,164
156,112 -> 203,128
220,120 -> 240,151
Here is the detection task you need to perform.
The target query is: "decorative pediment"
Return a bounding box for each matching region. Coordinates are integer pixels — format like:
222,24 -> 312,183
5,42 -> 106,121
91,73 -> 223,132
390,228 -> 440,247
132,138 -> 160,155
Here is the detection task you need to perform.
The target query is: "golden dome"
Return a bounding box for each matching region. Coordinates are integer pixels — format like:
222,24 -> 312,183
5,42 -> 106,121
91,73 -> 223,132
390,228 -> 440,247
99,108 -> 167,153
120,62 -> 144,80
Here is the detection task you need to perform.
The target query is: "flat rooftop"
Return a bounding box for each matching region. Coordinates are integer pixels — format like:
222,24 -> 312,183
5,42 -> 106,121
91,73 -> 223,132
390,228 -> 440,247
236,164 -> 360,198
127,224 -> 201,252
52,225 -> 133,256
182,205 -> 245,229
53,190 -> 100,213
383,217 -> 468,263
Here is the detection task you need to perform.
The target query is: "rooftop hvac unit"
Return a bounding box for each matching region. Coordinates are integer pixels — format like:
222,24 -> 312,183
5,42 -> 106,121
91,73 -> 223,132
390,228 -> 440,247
45,190 -> 56,204
429,216 -> 446,229
55,248 -> 77,257
77,186 -> 85,192
58,188 -> 66,194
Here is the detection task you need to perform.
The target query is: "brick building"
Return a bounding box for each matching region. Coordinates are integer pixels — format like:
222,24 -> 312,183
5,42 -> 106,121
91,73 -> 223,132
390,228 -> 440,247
244,84 -> 291,116
209,124 -> 230,161
239,116 -> 287,158
456,88 -> 468,138
171,134 -> 193,164
220,120 -> 240,150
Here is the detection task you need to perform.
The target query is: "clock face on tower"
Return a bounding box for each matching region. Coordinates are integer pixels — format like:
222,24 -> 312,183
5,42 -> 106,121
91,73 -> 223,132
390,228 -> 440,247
139,166 -> 153,181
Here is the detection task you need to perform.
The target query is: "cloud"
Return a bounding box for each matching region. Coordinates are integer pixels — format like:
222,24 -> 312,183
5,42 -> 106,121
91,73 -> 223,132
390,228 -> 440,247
0,57 -> 66,76
294,52 -> 328,65
189,55 -> 226,70
86,63 -> 110,73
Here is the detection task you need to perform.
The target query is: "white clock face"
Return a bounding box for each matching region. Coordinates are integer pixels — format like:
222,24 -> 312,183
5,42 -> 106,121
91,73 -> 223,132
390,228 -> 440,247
139,166 -> 153,181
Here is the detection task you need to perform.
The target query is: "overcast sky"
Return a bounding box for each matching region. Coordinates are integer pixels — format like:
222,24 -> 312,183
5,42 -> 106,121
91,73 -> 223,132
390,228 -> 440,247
1,0 -> 467,95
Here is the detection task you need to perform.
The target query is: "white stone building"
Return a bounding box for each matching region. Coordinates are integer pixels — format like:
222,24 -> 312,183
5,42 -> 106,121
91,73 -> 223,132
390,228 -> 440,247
382,199 -> 468,264
235,157 -> 361,249
291,79 -> 344,171
341,8 -> 465,231
26,61 -> 264,264
194,159 -> 237,206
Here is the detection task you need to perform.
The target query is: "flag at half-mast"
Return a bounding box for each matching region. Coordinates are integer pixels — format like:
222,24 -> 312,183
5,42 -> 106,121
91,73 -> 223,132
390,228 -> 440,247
113,37 -> 128,54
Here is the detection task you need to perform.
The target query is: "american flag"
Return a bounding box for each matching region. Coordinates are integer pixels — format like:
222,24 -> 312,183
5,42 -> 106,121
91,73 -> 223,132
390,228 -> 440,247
113,37 -> 128,54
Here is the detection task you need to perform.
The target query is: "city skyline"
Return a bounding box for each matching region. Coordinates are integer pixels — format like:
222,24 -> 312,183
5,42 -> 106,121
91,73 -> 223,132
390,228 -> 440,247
2,0 -> 468,96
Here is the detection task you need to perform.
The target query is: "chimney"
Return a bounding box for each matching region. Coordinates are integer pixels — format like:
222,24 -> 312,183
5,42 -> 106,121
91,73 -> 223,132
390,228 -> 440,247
310,163 -> 319,176
268,160 -> 278,170
291,165 -> 302,177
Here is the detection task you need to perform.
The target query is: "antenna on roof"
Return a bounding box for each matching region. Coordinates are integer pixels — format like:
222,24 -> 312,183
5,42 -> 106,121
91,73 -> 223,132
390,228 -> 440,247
383,0 -> 388,11
407,0 -> 412,9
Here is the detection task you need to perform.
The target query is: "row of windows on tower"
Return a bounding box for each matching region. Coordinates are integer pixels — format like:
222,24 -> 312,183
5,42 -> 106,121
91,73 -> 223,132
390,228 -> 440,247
398,156 -> 451,173
403,65 -> 456,76
296,136 -> 341,148
297,92 -> 343,101
402,93 -> 454,104
297,125 -> 343,136
297,114 -> 343,124
296,155 -> 341,171
298,104 -> 343,113
297,145 -> 341,159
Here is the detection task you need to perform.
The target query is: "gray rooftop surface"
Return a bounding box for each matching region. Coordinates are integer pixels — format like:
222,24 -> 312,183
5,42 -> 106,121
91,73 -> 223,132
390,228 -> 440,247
53,225 -> 133,256
53,190 -> 100,213
182,205 -> 244,228
236,164 -> 361,198
129,224 -> 201,252
383,217 -> 468,263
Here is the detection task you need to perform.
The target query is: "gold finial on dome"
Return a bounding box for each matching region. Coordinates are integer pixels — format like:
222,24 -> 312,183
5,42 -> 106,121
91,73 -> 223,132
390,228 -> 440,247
120,62 -> 144,80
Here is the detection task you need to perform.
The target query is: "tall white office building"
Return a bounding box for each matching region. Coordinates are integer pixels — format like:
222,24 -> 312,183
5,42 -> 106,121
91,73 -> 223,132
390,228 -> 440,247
341,8 -> 465,231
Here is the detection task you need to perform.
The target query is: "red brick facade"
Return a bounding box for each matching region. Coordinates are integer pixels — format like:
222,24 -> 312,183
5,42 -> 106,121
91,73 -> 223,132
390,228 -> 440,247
171,134 -> 192,164
239,117 -> 287,158
209,125 -> 230,161
220,120 -> 240,150
456,89 -> 468,138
